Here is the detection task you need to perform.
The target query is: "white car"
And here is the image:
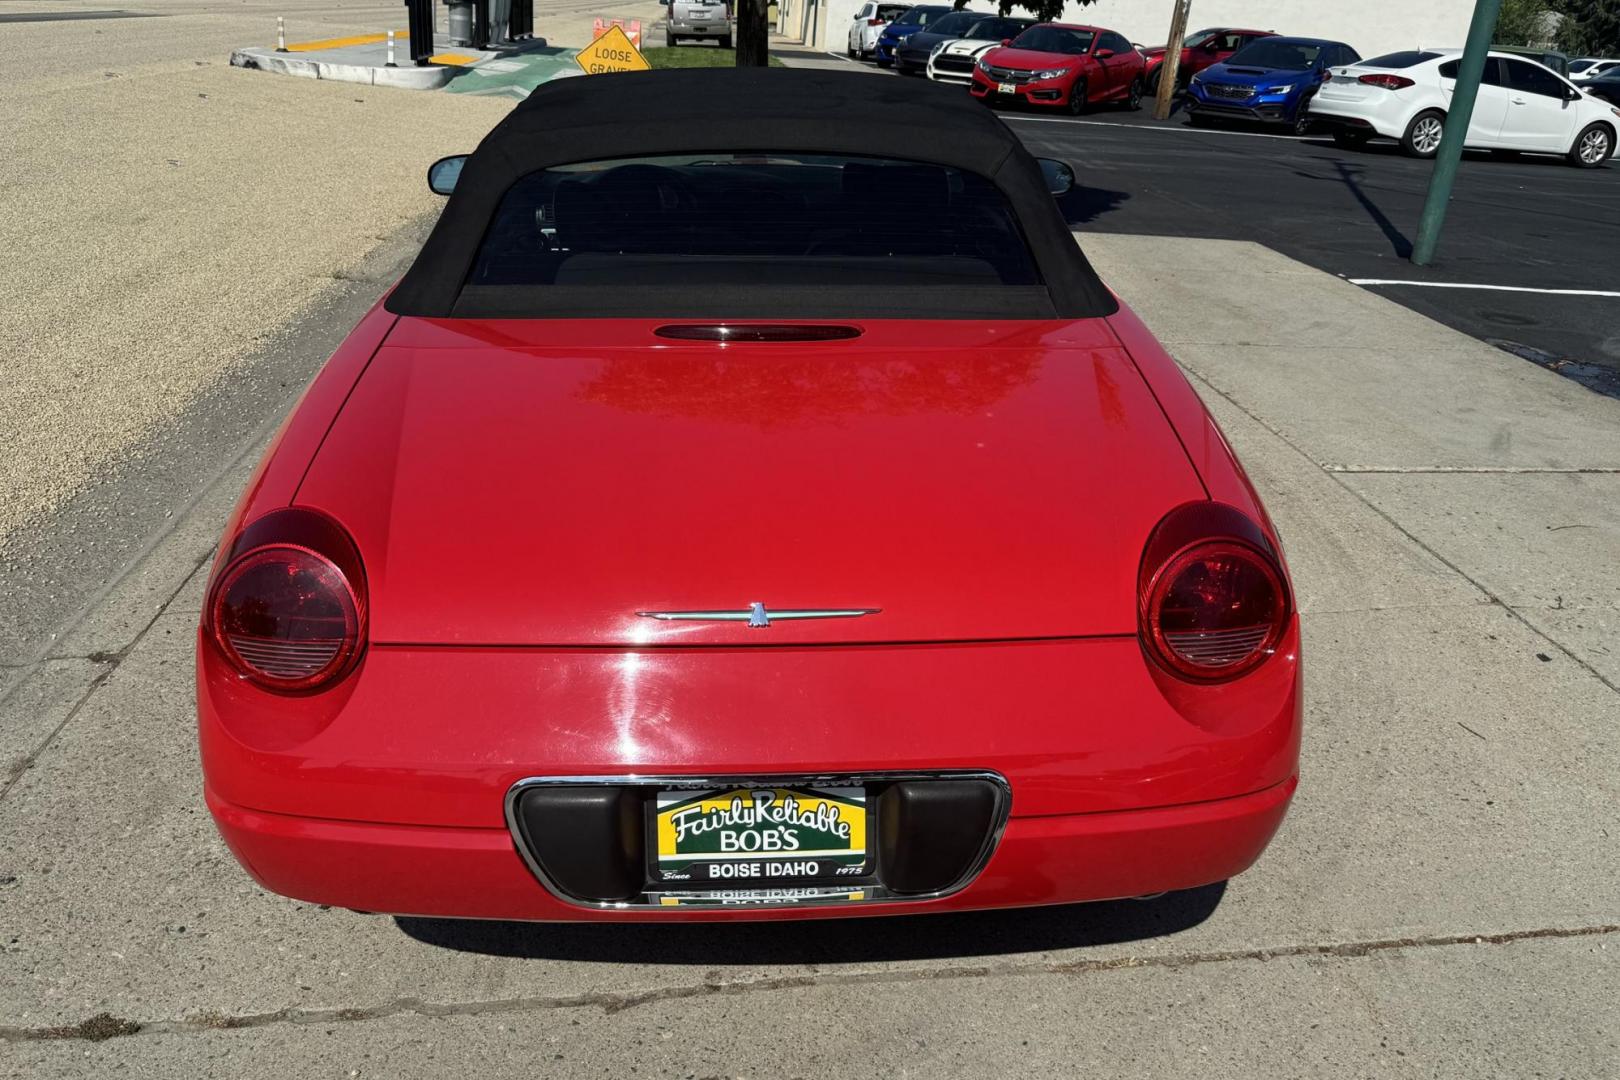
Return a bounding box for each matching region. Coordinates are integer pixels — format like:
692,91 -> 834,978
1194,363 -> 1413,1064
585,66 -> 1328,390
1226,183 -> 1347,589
847,2 -> 908,59
1309,48 -> 1619,167
1570,58 -> 1620,81
926,15 -> 1035,83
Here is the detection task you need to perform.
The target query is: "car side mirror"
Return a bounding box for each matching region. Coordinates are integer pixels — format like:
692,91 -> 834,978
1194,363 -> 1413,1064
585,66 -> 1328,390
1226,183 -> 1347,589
1001,38 -> 1011,46
1566,86 -> 1582,101
1037,158 -> 1075,196
1095,49 -> 1114,59
428,154 -> 468,196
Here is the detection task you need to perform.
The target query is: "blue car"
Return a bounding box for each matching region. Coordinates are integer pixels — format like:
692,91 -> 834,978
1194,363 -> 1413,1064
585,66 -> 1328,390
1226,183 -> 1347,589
1185,36 -> 1362,134
874,5 -> 951,69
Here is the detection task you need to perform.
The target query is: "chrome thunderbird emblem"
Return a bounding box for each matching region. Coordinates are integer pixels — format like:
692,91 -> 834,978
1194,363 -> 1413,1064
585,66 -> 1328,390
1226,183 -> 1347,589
637,603 -> 881,628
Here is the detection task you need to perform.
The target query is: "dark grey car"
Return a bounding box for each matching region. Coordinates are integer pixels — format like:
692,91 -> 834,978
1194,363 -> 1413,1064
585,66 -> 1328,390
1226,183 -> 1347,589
893,9 -> 993,73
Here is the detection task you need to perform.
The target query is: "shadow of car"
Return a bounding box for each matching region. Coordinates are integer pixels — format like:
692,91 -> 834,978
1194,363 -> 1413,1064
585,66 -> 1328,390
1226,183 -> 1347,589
394,883 -> 1229,963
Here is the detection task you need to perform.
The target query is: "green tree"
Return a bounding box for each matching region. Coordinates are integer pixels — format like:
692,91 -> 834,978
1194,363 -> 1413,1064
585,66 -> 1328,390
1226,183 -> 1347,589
997,0 -> 1097,24
1554,0 -> 1620,54
1495,0 -> 1555,45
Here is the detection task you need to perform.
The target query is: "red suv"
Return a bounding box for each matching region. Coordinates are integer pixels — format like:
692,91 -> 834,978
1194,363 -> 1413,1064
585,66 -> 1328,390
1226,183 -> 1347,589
1142,27 -> 1275,92
970,23 -> 1147,115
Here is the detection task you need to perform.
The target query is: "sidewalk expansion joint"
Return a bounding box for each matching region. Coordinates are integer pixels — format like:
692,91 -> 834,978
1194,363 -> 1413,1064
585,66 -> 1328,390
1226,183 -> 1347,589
0,545 -> 214,807
1182,369 -> 1620,698
1325,466 -> 1620,474
3,923 -> 1615,1044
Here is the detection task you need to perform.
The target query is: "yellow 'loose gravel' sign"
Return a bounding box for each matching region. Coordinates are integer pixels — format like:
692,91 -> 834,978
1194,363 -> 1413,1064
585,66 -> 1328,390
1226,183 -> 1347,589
574,24 -> 650,75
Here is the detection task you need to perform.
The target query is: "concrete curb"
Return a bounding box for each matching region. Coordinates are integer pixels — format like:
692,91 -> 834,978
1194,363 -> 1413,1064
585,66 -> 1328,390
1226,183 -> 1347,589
230,46 -> 453,90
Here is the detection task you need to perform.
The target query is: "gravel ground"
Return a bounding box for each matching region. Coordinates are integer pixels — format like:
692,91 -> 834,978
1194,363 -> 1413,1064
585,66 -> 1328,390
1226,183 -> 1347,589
0,0 -> 511,551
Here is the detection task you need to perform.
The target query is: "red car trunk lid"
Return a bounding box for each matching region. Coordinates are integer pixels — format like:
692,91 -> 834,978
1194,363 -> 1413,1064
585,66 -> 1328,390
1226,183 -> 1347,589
293,317 -> 1205,646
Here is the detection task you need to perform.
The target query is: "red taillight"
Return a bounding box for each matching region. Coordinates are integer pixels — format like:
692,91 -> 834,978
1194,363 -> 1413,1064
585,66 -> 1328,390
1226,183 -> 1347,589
868,17 -> 885,25
1358,73 -> 1415,90
206,509 -> 366,693
1139,504 -> 1290,682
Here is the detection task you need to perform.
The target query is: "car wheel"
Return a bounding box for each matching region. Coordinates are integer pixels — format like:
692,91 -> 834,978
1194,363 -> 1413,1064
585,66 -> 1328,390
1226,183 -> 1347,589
1568,122 -> 1614,168
877,58 -> 891,68
1126,77 -> 1144,111
1401,110 -> 1446,158
1067,78 -> 1088,116
720,33 -> 732,49
1147,67 -> 1161,95
1290,100 -> 1315,136
666,32 -> 677,46
1332,128 -> 1370,149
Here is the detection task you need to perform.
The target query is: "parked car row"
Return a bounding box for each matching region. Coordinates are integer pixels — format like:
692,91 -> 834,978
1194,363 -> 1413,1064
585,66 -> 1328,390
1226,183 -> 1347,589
845,6 -> 1619,167
1570,57 -> 1620,81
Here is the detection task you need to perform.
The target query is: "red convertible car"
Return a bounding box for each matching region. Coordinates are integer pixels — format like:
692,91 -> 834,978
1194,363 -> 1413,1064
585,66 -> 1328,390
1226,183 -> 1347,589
971,23 -> 1147,114
199,69 -> 1300,921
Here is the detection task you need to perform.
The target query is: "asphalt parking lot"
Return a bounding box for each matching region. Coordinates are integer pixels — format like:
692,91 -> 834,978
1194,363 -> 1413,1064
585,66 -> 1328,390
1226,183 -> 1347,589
820,49 -> 1620,392
2,23 -> 1619,1080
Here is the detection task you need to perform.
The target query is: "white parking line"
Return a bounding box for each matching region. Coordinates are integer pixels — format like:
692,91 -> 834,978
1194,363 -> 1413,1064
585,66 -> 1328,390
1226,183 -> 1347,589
1348,279 -> 1620,299
1002,116 -> 1311,141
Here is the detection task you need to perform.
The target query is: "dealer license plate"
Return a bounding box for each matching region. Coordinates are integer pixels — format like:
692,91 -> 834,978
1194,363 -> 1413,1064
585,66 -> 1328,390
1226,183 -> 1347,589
651,786 -> 868,885
651,886 -> 870,907
998,81 -> 1016,94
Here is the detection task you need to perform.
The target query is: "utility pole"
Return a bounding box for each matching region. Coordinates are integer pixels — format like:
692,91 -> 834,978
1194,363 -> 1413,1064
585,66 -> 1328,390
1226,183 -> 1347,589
1152,0 -> 1192,121
736,0 -> 769,67
1411,0 -> 1503,265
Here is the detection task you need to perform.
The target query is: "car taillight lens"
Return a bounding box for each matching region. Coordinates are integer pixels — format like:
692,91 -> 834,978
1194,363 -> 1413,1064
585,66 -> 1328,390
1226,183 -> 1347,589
868,17 -> 884,25
1139,504 -> 1290,682
1358,73 -> 1414,90
207,509 -> 366,693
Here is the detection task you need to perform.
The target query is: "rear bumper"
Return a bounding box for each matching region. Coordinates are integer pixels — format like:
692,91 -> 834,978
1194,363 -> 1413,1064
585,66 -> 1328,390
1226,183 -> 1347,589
1308,96 -> 1408,139
670,18 -> 729,36
209,775 -> 1296,921
199,622 -> 1301,919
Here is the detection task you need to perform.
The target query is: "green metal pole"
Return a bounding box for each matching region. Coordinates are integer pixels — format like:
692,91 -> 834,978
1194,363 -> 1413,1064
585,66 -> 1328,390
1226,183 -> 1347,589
1411,0 -> 1502,266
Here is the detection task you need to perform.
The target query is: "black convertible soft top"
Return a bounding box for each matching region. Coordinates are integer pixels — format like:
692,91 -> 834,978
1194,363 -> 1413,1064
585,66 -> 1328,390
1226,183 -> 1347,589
386,67 -> 1116,320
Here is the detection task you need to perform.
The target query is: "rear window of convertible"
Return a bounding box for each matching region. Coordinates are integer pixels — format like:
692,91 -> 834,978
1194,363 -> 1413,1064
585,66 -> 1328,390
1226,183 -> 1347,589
466,153 -> 1043,290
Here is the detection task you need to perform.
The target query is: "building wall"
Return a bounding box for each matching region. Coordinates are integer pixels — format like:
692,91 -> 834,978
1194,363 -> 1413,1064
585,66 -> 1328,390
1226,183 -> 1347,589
812,1 -> 1483,62
1051,1 -> 1478,58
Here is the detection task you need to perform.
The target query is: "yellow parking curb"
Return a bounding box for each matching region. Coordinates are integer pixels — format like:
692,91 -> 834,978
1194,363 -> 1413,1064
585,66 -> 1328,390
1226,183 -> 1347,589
284,30 -> 409,52
428,53 -> 479,66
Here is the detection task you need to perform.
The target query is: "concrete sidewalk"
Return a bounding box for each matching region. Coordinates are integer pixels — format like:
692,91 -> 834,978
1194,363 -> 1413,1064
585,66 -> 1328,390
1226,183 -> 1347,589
1,237 -> 1616,1077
